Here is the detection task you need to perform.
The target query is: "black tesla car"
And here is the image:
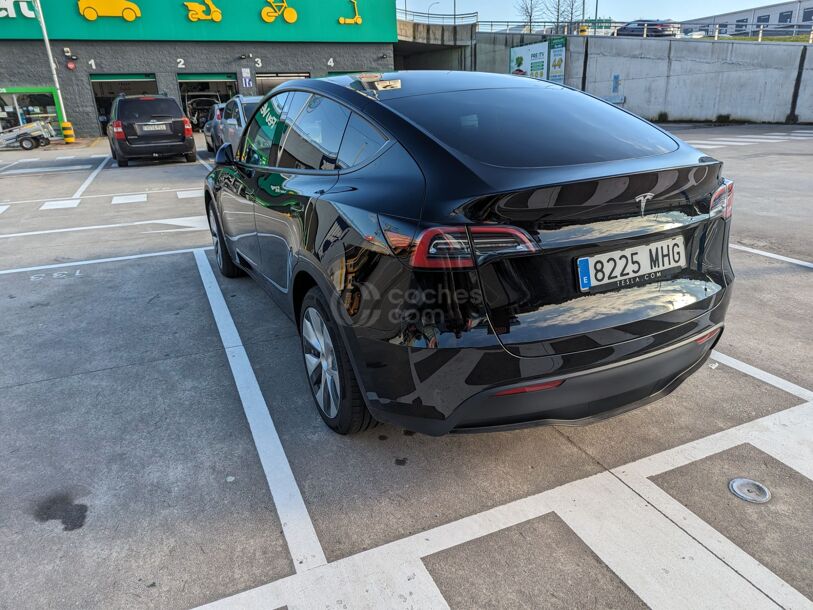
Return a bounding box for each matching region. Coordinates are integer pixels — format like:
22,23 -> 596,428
205,71 -> 734,436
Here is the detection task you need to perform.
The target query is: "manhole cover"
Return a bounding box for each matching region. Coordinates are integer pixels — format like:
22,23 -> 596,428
729,478 -> 771,504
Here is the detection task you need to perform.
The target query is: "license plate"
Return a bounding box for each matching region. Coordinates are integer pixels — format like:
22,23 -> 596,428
139,123 -> 169,132
577,237 -> 685,292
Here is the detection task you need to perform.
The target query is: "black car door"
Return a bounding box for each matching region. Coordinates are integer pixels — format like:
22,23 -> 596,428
251,92 -> 350,293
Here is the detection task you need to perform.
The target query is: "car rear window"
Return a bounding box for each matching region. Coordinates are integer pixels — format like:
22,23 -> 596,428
118,98 -> 183,122
386,85 -> 678,168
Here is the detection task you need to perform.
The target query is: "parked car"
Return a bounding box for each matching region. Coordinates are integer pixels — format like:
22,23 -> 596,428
220,95 -> 263,152
205,71 -> 734,436
185,94 -> 220,131
617,20 -> 680,37
107,94 -> 196,167
203,103 -> 225,152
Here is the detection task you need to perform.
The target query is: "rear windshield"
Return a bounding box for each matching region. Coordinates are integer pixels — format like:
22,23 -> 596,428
118,98 -> 183,122
386,86 -> 678,167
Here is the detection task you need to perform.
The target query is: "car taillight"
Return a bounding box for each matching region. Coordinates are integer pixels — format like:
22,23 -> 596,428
216,110 -> 222,120
695,328 -> 722,345
404,226 -> 537,270
183,117 -> 193,137
495,379 -> 564,397
710,179 -> 734,219
112,120 -> 125,141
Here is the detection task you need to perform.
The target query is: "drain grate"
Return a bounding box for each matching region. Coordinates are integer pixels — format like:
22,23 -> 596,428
729,478 -> 771,504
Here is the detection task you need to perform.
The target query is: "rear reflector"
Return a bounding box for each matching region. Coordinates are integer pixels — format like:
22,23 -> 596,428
408,225 -> 537,270
695,328 -> 722,345
495,379 -> 564,397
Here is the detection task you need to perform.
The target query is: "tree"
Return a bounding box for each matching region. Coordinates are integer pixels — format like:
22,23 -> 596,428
514,0 -> 543,32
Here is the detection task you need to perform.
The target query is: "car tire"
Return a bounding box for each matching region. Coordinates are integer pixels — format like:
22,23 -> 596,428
207,205 -> 242,278
185,151 -> 197,163
117,156 -> 129,167
19,137 -> 36,151
299,287 -> 376,435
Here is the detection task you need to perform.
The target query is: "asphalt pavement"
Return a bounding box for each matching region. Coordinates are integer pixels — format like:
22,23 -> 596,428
0,128 -> 811,609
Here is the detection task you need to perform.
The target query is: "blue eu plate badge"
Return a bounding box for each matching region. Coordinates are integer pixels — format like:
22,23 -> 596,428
577,258 -> 591,291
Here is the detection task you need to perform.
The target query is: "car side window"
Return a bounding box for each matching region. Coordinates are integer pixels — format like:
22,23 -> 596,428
278,94 -> 351,171
235,102 -> 244,127
337,113 -> 388,169
224,101 -> 236,122
240,93 -> 289,166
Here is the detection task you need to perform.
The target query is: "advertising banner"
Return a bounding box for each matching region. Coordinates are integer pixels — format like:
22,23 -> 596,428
509,41 -> 548,79
0,0 -> 397,43
547,36 -> 567,84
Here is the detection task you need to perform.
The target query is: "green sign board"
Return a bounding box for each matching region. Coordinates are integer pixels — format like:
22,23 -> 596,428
0,0 -> 397,43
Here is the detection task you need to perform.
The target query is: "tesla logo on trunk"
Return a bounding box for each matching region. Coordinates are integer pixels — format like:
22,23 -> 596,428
635,192 -> 655,216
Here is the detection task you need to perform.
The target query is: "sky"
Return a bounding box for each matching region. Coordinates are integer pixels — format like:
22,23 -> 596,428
399,0 -> 776,21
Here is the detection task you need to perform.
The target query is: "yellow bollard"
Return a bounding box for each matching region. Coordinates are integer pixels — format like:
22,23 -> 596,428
61,121 -> 76,144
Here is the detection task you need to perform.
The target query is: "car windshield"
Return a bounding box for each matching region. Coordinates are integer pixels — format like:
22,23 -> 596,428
119,99 -> 183,122
386,85 -> 678,168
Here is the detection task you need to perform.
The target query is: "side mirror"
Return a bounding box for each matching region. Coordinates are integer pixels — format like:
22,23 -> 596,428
215,142 -> 235,166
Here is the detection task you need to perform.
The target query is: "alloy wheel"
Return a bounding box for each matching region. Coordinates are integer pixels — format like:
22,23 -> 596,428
302,307 -> 341,419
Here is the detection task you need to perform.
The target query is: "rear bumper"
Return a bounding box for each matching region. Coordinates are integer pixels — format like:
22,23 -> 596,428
368,324 -> 722,436
114,138 -> 195,159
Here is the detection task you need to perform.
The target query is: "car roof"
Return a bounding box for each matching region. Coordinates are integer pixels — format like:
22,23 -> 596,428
303,70 -> 545,103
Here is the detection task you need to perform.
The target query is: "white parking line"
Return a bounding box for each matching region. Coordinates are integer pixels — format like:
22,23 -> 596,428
712,351 -> 813,401
730,244 -> 813,270
1,164 -> 93,176
0,247 -> 211,276
0,160 -> 23,173
71,155 -> 111,199
177,189 -> 205,199
56,155 -> 77,160
0,186 -> 208,206
111,193 -> 148,205
0,205 -> 8,215
193,249 -> 327,573
198,158 -> 213,172
200,351 -> 812,609
0,215 -> 207,239
40,199 -> 81,210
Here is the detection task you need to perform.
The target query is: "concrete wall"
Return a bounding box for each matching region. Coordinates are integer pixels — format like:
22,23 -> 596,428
0,40 -> 393,137
474,32 -> 812,123
581,37 -> 810,123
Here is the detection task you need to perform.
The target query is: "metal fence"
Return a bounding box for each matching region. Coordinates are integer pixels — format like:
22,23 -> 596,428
474,19 -> 813,42
396,9 -> 479,25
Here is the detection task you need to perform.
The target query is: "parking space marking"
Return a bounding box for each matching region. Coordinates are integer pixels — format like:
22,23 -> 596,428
56,155 -> 77,160
111,193 -> 148,205
177,189 -> 205,199
194,249 -> 327,573
71,155 -> 111,199
0,205 -> 8,215
0,246 -> 211,276
0,187 -> 210,207
0,160 -> 23,173
198,349 -> 813,609
198,158 -> 213,172
40,199 -> 81,210
0,215 -> 208,239
1,164 -> 94,176
712,351 -> 813,402
730,244 -> 813,270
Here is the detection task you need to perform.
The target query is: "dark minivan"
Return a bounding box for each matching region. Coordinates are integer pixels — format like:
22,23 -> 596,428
107,94 -> 197,167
